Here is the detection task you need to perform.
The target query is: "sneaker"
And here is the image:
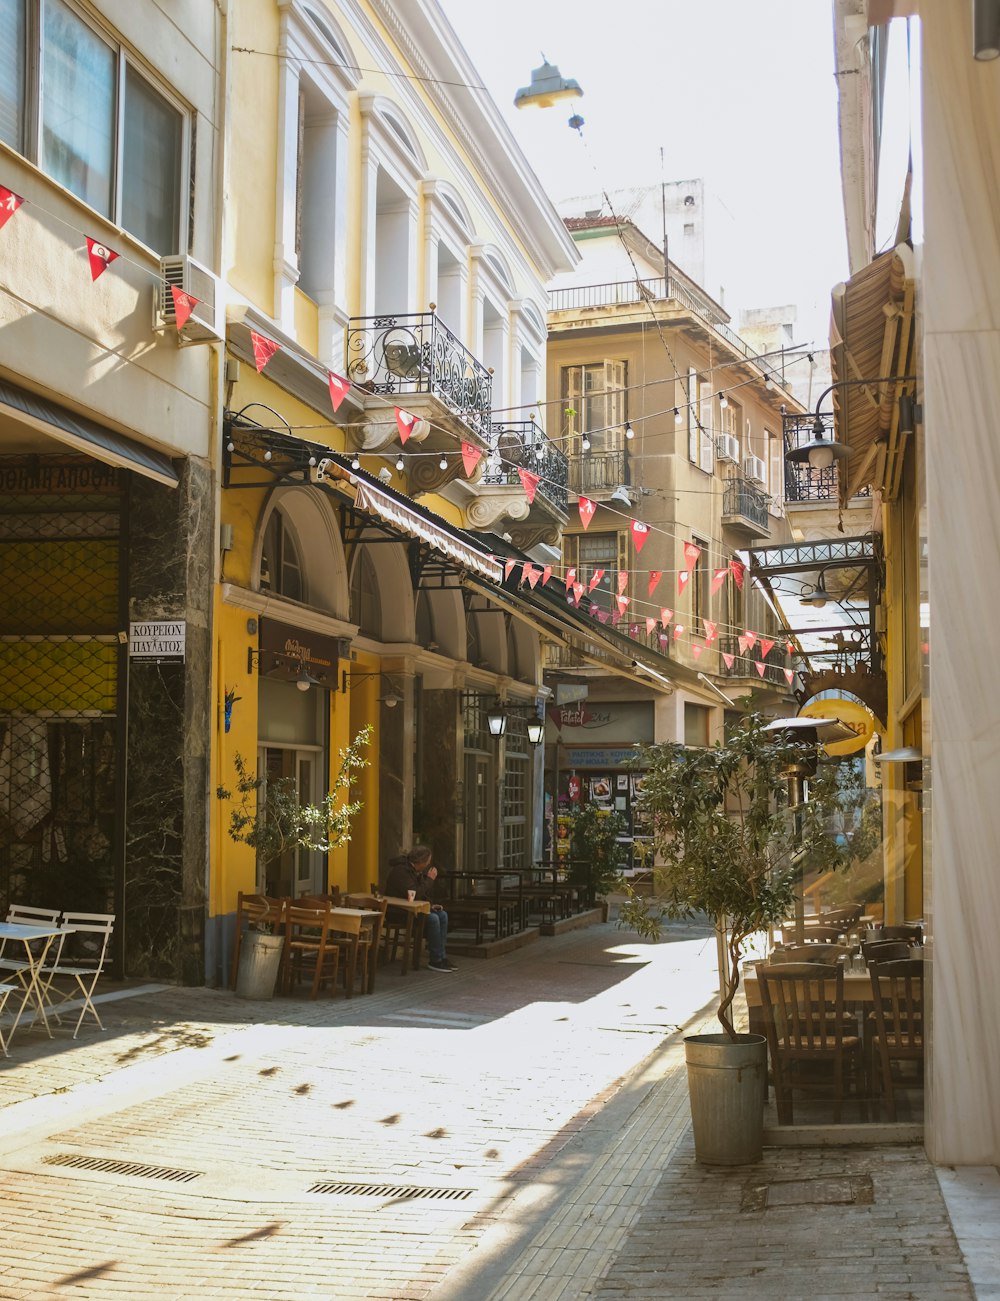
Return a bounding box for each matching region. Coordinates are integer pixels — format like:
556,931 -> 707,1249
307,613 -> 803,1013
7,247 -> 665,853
442,958 -> 458,970
428,959 -> 453,973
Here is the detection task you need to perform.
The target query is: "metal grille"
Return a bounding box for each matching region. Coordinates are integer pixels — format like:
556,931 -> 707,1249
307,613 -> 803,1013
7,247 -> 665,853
43,1154 -> 203,1184
0,458 -> 121,920
308,1180 -> 473,1201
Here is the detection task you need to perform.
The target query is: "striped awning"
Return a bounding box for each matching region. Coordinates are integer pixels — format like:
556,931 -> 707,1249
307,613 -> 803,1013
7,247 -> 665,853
353,479 -> 503,582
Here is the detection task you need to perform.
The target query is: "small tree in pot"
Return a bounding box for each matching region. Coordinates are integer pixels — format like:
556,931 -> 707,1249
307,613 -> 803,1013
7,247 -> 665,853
617,712 -> 855,1162
567,803 -> 628,911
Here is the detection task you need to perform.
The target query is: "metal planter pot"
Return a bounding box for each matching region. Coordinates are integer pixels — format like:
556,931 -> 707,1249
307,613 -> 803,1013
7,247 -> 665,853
684,1032 -> 766,1165
235,930 -> 284,1000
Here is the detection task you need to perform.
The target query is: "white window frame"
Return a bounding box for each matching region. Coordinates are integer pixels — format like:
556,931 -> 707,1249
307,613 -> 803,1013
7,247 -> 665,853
10,0 -> 191,254
696,381 -> 715,474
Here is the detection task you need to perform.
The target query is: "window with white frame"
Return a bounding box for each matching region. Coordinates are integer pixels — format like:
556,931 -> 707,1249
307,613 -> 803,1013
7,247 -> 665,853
562,361 -> 627,456
767,428 -> 784,512
4,0 -> 187,253
694,381 -> 715,473
502,747 -> 529,872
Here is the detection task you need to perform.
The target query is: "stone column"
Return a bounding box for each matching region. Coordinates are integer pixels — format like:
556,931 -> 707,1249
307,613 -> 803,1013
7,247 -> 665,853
272,43 -> 301,332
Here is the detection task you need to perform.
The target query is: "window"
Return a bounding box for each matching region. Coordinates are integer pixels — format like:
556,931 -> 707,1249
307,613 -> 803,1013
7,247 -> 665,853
691,536 -> 710,630
502,746 -> 529,871
562,361 -> 627,455
694,381 -> 714,473
767,429 -> 784,512
684,702 -> 711,748
260,510 -> 305,603
349,549 -> 381,639
6,0 -> 186,252
564,531 -> 624,618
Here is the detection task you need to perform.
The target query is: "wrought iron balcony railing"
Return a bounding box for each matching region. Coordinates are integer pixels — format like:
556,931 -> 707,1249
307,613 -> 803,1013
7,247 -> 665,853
567,449 -> 628,496
484,421 -> 568,513
718,634 -> 790,686
722,472 -> 771,532
346,312 -> 492,436
782,411 -> 871,503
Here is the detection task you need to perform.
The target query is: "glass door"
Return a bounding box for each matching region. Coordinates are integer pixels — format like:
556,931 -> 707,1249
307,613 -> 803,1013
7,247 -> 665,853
465,754 -> 490,874
258,744 -> 325,897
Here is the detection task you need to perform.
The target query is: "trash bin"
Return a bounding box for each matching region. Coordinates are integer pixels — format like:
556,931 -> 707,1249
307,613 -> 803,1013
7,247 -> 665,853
235,930 -> 284,1000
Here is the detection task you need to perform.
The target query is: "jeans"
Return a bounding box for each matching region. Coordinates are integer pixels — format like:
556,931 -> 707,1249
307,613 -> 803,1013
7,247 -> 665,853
424,909 -> 448,963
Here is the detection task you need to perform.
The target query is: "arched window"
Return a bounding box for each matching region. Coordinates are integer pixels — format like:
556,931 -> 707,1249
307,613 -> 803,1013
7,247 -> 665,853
260,509 -> 304,602
350,548 -> 382,639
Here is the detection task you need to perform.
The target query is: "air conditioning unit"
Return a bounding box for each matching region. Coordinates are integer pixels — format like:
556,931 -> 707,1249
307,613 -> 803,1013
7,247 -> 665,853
155,255 -> 223,343
716,434 -> 739,463
743,455 -> 767,484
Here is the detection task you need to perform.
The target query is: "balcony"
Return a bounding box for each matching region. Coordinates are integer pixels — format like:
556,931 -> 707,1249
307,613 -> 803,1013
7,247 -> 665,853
483,422 -> 568,514
718,634 -> 789,688
722,472 -> 771,539
568,449 -> 631,499
345,312 -> 492,491
783,411 -> 871,505
460,420 -> 570,546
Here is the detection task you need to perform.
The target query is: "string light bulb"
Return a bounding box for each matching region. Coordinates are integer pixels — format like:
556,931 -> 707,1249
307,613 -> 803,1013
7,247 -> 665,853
674,408 -> 682,425
624,421 -> 634,440
395,455 -> 405,472
439,455 -> 448,470
226,440 -> 235,452
581,434 -> 591,451
351,454 -> 361,470
718,393 -> 728,409
263,449 -> 273,461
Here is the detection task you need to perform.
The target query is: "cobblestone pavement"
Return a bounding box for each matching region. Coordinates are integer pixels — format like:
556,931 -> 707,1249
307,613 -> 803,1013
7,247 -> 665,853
0,922 -> 984,1300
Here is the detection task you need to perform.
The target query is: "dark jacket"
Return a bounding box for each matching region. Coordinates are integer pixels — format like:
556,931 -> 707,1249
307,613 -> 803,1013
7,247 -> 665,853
384,856 -> 435,902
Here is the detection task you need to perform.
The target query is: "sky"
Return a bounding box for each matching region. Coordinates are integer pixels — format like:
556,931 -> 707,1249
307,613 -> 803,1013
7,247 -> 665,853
438,0 -> 850,347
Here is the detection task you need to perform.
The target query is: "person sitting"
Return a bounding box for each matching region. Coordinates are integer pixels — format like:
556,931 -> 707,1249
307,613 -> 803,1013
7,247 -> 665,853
384,845 -> 455,972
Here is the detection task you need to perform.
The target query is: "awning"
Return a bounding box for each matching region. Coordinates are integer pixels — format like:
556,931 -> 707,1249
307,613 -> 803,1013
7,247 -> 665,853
0,378 -> 179,488
352,479 -> 503,583
829,243 -> 915,502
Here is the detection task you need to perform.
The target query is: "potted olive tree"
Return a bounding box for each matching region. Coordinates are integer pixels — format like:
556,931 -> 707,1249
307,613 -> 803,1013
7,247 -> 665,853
217,726 -> 371,997
618,712 -> 854,1164
566,803 -> 628,916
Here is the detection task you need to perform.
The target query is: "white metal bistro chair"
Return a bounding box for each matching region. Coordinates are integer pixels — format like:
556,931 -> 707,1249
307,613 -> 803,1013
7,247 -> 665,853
0,981 -> 18,1055
38,912 -> 115,1038
0,904 -> 64,975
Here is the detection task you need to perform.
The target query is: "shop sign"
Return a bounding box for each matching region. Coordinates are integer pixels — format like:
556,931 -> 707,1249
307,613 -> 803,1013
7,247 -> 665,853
129,620 -> 186,661
548,699 -> 654,743
259,618 -> 342,684
0,457 -> 120,494
799,697 -> 877,757
563,746 -> 642,768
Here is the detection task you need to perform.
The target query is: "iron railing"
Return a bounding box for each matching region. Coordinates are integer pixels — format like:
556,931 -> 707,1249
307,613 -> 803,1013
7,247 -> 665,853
549,277 -> 785,383
484,421 -> 568,513
782,411 -> 871,503
722,472 -> 771,532
568,449 -> 628,496
346,313 -> 492,435
717,634 -> 790,687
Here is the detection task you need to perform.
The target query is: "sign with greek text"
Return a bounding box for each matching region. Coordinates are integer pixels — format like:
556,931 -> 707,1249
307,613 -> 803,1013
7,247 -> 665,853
129,621 -> 186,661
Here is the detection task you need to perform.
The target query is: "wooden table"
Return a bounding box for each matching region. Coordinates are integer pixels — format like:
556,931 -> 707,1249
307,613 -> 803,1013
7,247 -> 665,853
381,897 -> 429,974
327,907 -> 382,995
0,922 -> 72,1040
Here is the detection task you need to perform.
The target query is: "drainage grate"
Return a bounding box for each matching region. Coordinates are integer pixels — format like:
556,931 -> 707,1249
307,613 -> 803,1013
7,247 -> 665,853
308,1180 -> 473,1201
43,1154 -> 203,1184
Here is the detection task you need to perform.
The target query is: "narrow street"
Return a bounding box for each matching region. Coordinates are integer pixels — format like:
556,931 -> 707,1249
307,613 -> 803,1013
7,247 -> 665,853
0,923 -> 718,1300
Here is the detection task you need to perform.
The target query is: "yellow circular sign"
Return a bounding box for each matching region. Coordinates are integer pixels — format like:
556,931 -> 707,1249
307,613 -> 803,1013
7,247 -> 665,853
799,698 -> 877,756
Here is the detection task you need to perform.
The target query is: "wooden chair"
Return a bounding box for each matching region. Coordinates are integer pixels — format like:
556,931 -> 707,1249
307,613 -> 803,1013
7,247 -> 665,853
772,944 -> 852,964
230,893 -> 284,990
818,904 -> 863,929
863,923 -> 922,945
38,912 -> 115,1038
282,903 -> 340,998
757,962 -> 867,1125
861,939 -> 910,965
801,924 -> 849,942
868,958 -> 924,1121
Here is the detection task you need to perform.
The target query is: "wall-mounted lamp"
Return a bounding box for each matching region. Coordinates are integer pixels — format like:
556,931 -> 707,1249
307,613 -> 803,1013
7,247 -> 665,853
342,670 -> 403,708
975,0 -> 1000,59
247,648 -> 324,692
785,416 -> 851,472
486,702 -> 507,737
526,719 -> 545,746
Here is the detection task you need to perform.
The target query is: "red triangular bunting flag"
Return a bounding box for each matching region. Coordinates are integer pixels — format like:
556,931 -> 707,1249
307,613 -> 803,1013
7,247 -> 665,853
578,496 -> 596,530
588,569 -> 605,594
518,467 -> 540,504
629,623 -> 640,639
250,329 -> 281,372
648,570 -> 662,596
0,186 -> 24,231
703,620 -> 718,644
86,236 -> 119,281
738,635 -> 751,656
525,564 -> 541,589
745,630 -> 758,649
784,667 -> 795,684
328,371 -> 351,412
617,570 -> 629,595
170,285 -> 199,332
461,442 -> 482,477
786,640 -> 796,657
712,568 -> 729,594
660,607 -> 673,625
542,565 -> 552,586
645,617 -> 657,635
616,595 -> 630,615
673,624 -> 685,639
572,582 -> 584,602
395,407 -> 418,443
631,520 -> 650,553
678,570 -> 690,594
692,643 -> 703,660
594,608 -> 609,624
683,542 -> 702,567
759,638 -> 775,659
722,652 -> 735,670
565,567 -> 576,593
755,661 -> 767,677
504,559 -> 518,581
730,559 -> 746,589
658,632 -> 670,647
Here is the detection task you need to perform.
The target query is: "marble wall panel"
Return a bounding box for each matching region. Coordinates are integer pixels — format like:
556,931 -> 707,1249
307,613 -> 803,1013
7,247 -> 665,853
418,689 -> 459,869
